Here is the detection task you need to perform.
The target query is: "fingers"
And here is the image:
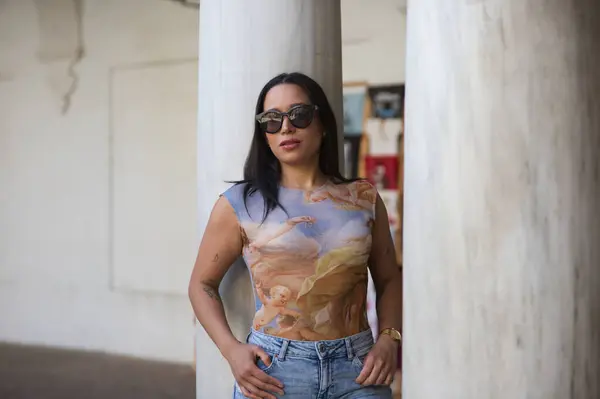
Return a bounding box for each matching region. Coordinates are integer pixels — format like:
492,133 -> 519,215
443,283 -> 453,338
238,383 -> 272,399
356,354 -> 395,386
238,376 -> 283,399
248,357 -> 284,393
252,346 -> 272,368
240,346 -> 284,397
374,367 -> 389,386
355,356 -> 374,384
247,374 -> 285,396
261,373 -> 284,391
384,373 -> 394,386
362,359 -> 383,386
250,346 -> 284,387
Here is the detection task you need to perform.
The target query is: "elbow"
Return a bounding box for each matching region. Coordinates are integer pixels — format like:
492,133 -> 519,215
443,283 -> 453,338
188,275 -> 204,302
188,282 -> 199,307
187,281 -> 195,301
188,278 -> 207,320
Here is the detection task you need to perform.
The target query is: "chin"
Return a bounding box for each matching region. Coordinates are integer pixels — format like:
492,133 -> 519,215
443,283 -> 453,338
276,152 -> 310,166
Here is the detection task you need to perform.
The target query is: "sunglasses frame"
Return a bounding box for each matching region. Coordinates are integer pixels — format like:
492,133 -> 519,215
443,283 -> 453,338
255,104 -> 319,134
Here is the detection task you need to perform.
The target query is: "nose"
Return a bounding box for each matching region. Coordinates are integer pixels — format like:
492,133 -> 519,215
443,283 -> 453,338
280,115 -> 295,134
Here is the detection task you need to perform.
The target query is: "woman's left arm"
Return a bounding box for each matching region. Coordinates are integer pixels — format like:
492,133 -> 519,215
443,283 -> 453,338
356,193 -> 403,386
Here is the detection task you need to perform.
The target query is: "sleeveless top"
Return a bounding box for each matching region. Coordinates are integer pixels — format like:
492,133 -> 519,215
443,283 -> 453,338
222,179 -> 378,341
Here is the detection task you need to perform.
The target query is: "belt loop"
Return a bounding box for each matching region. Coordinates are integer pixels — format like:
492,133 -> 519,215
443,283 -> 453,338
278,339 -> 290,361
345,337 -> 354,360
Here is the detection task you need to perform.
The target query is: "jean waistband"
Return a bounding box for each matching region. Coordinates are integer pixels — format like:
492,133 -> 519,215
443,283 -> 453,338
246,329 -> 374,361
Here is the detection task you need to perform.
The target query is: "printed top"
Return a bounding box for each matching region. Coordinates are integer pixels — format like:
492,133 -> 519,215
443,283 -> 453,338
222,179 -> 377,341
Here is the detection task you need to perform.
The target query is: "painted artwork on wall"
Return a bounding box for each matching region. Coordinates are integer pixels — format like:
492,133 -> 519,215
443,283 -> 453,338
364,118 -> 403,155
365,155 -> 398,191
368,84 -> 405,119
343,84 -> 368,135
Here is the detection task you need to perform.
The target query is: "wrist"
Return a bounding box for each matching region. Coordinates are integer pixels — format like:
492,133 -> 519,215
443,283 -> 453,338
378,333 -> 400,347
378,327 -> 402,346
220,338 -> 242,361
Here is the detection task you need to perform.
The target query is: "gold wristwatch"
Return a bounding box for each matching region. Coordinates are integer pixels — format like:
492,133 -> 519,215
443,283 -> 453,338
380,328 -> 402,343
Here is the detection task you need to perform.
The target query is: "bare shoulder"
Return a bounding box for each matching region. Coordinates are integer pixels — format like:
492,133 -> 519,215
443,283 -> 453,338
342,179 -> 380,212
203,195 -> 241,242
211,194 -> 237,221
332,179 -> 377,195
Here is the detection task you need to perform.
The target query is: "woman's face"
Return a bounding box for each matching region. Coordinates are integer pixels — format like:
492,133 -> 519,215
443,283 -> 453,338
261,84 -> 323,166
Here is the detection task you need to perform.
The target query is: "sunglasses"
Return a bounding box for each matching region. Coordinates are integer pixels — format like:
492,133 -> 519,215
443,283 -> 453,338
255,104 -> 318,134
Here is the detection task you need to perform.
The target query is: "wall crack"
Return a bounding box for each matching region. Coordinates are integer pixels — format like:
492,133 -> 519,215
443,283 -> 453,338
62,0 -> 85,115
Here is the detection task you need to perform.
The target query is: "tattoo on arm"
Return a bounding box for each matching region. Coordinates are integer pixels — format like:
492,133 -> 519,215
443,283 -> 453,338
201,278 -> 221,302
203,286 -> 222,302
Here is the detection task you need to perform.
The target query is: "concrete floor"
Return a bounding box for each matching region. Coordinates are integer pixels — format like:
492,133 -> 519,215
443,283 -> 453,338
0,343 -> 195,399
0,342 -> 401,399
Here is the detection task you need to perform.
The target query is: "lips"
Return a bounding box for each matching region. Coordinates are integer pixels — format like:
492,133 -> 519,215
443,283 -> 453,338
279,138 -> 301,147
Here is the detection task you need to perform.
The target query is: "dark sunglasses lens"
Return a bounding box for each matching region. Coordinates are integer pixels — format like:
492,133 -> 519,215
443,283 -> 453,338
259,113 -> 283,133
265,119 -> 282,133
290,107 -> 313,129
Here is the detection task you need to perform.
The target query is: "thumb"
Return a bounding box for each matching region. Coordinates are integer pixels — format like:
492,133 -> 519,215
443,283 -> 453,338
251,345 -> 272,366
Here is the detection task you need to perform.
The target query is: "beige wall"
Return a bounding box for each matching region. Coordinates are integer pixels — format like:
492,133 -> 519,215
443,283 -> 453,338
342,0 -> 407,84
0,0 -> 406,363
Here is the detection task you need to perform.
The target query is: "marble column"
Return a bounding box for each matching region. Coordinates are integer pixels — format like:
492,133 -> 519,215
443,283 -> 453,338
403,1 -> 600,398
195,1 -> 343,397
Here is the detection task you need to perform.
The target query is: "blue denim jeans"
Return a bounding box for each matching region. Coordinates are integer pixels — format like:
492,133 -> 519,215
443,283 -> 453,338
233,329 -> 392,399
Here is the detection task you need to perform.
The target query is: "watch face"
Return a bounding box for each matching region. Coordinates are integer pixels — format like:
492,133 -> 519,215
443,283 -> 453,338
385,329 -> 401,341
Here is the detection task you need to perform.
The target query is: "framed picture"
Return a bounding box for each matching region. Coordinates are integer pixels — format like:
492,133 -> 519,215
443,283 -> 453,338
365,155 -> 399,191
368,84 -> 405,119
343,82 -> 368,135
364,117 -> 402,155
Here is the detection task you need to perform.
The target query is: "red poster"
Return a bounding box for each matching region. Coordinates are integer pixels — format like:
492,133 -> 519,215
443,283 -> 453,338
365,155 -> 398,190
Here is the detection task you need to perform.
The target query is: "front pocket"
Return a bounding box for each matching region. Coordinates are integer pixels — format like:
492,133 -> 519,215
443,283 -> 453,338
256,354 -> 278,373
352,353 -> 367,372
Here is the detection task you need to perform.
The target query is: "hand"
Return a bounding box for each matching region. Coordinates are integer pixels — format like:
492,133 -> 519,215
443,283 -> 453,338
355,335 -> 398,386
287,216 -> 315,226
225,342 -> 284,399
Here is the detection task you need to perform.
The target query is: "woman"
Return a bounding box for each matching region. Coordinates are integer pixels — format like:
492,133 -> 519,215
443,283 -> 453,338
189,72 -> 402,399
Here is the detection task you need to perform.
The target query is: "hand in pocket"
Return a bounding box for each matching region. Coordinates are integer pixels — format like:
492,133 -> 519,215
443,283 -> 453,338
227,342 -> 284,399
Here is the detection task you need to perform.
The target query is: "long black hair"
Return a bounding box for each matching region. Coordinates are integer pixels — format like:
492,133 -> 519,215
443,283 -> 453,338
233,72 -> 354,221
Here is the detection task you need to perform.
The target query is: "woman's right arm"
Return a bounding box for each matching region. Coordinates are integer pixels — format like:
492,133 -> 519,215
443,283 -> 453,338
188,196 -> 284,399
188,196 -> 243,357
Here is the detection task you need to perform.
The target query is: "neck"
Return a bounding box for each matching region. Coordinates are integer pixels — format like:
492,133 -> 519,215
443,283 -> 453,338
279,162 -> 327,190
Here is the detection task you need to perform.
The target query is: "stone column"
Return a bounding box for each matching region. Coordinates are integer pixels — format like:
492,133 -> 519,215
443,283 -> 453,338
403,1 -> 600,398
195,1 -> 343,397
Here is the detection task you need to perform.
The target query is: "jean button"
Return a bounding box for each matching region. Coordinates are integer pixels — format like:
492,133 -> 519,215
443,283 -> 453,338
319,344 -> 325,352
